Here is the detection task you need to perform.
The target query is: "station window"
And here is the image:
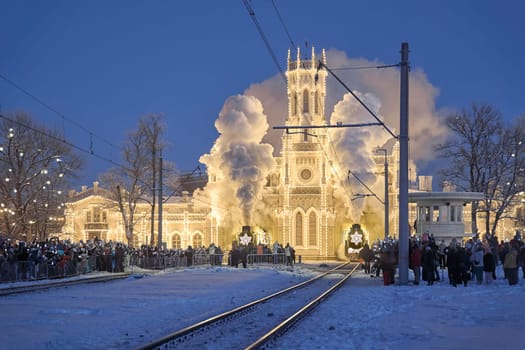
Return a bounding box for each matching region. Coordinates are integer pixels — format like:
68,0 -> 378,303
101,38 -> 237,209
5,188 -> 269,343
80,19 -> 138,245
433,206 -> 439,222
308,212 -> 317,246
172,234 -> 181,249
424,206 -> 431,222
295,212 -> 303,246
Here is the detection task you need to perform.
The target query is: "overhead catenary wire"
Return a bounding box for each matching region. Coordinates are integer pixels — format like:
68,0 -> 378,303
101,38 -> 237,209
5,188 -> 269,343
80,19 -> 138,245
316,60 -> 398,140
0,113 -> 200,194
271,0 -> 296,49
242,0 -> 287,83
0,73 -> 202,193
347,170 -> 383,204
0,113 -> 123,169
0,72 -> 118,153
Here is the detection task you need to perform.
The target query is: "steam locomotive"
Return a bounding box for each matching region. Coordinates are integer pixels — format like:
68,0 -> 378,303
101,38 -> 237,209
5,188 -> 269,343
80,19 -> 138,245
344,224 -> 366,260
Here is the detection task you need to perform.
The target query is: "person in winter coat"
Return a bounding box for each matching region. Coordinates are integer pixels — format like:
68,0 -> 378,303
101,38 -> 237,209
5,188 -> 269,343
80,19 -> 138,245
483,248 -> 494,284
285,243 -> 294,266
379,245 -> 396,285
230,246 -> 240,268
358,243 -> 374,274
410,243 -> 422,285
240,247 -> 248,268
422,245 -> 436,285
503,247 -> 519,285
185,245 -> 194,267
457,247 -> 471,287
470,245 -> 484,284
446,243 -> 460,286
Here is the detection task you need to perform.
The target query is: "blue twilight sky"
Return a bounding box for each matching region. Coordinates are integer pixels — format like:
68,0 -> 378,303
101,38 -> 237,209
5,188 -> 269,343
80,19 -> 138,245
1,1 -> 524,187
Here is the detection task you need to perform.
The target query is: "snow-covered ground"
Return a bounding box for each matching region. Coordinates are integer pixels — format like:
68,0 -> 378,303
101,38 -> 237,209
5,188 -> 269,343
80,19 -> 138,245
0,263 -> 523,350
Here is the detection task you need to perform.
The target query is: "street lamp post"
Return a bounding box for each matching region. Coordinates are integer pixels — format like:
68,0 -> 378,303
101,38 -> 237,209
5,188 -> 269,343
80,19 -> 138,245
376,148 -> 389,240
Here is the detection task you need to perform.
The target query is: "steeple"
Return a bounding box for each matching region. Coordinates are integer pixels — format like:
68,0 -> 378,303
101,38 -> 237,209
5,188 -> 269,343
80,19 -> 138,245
285,47 -> 327,131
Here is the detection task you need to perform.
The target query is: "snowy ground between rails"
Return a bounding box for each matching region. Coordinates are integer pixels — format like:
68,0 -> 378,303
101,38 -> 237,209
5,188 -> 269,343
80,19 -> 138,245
0,264 -> 524,350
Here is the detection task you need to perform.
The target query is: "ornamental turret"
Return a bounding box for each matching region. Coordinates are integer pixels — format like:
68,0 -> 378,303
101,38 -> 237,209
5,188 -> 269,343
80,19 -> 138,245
285,47 -> 327,130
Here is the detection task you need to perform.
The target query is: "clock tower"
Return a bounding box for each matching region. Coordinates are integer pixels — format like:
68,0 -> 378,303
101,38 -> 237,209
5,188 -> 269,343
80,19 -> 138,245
275,47 -> 339,259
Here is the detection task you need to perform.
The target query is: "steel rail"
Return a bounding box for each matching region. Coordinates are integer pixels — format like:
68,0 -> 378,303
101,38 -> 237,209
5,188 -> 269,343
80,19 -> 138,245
245,263 -> 360,349
0,273 -> 130,296
136,262 -> 352,350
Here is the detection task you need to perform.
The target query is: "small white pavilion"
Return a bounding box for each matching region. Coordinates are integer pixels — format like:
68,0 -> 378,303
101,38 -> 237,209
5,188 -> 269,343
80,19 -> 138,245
408,191 -> 484,244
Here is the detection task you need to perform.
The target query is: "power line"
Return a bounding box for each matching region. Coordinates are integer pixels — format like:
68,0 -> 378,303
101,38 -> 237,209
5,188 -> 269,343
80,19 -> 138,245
316,61 -> 398,139
1,112 -> 202,197
348,170 -> 384,204
0,113 -> 123,169
271,0 -> 296,49
242,0 -> 286,83
0,72 -> 118,153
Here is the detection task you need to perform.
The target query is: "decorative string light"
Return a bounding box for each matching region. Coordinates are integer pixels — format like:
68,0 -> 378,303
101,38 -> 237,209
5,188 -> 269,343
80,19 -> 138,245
1,122 -> 70,240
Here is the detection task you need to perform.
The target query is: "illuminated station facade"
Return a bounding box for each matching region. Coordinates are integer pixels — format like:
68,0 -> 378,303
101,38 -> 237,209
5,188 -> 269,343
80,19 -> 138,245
61,49 -> 485,259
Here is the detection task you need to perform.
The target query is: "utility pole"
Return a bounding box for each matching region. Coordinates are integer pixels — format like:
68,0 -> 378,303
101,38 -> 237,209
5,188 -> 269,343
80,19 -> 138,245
157,151 -> 163,250
376,148 -> 389,240
398,42 -> 410,285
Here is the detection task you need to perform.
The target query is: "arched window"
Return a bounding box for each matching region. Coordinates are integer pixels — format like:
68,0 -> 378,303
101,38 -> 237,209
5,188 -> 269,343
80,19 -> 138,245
192,233 -> 203,249
292,93 -> 298,116
314,91 -> 319,114
303,89 -> 309,114
308,212 -> 317,246
172,233 -> 181,249
295,212 -> 303,246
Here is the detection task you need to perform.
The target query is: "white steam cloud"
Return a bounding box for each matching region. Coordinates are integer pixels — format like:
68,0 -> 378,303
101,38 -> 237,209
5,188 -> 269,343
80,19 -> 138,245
329,92 -> 389,222
199,95 -> 276,225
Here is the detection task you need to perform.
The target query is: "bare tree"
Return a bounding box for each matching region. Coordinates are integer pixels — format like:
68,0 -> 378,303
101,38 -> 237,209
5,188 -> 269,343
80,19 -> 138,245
0,112 -> 82,241
100,114 -> 174,247
436,103 -> 525,236
100,124 -> 150,246
138,115 -> 166,246
487,116 -> 525,235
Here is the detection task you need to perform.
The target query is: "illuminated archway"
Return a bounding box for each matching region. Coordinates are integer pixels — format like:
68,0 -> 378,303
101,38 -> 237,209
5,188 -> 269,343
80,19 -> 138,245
307,210 -> 318,247
192,232 -> 203,249
171,232 -> 181,249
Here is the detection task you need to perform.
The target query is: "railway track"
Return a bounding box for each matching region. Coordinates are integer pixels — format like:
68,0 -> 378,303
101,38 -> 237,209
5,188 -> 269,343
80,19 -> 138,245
0,273 -> 131,296
137,262 -> 360,350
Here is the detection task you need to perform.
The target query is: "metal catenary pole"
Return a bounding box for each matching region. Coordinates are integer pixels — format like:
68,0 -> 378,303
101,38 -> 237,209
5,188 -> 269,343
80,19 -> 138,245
398,42 -> 410,285
157,151 -> 163,249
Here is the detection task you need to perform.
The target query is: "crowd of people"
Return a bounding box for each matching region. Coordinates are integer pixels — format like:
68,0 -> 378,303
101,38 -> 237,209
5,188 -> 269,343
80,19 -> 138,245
0,236 -> 294,283
358,232 -> 525,287
226,241 -> 295,268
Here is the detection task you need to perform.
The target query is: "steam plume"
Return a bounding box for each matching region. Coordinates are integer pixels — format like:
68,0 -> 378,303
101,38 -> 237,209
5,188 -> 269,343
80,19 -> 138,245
199,95 -> 275,225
